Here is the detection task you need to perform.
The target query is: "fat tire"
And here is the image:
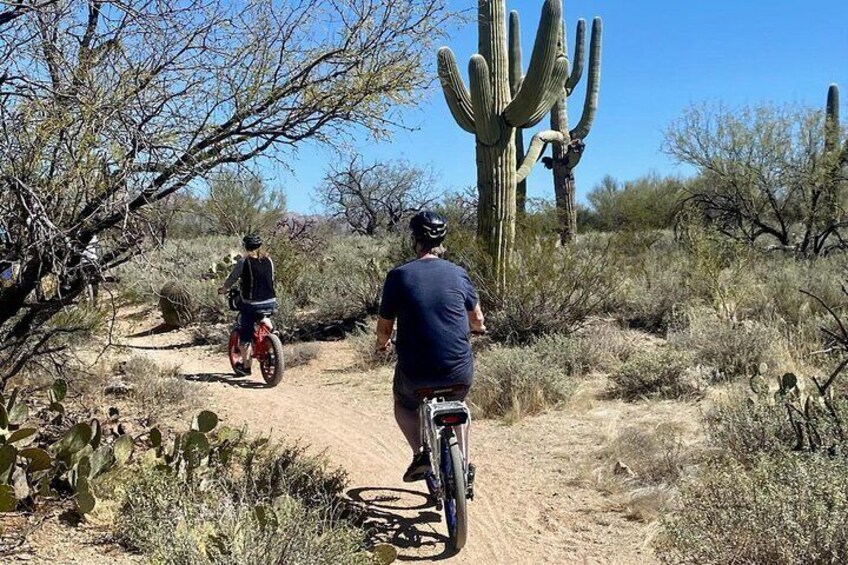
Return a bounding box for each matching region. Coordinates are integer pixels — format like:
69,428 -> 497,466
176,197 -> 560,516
445,433 -> 468,551
260,333 -> 284,386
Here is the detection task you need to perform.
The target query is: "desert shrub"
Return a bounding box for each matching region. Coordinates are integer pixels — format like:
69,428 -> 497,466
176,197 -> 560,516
347,329 -> 395,371
656,454 -> 848,565
117,236 -> 234,321
615,244 -> 692,332
118,444 -> 370,565
704,394 -> 796,466
587,173 -> 685,232
309,236 -> 400,320
532,324 -> 638,377
472,344 -> 572,421
475,237 -> 621,344
113,356 -> 194,419
669,306 -> 786,382
609,348 -> 699,400
285,343 -> 320,369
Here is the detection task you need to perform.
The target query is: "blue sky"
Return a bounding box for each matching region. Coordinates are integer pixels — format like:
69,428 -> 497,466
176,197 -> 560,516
272,0 -> 848,213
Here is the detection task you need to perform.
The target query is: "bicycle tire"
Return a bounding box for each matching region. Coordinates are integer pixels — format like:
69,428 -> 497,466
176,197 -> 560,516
227,330 -> 241,374
442,431 -> 468,551
259,333 -> 284,386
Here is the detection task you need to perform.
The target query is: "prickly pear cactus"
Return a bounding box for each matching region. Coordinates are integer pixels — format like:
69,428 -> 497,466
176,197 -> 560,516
750,365 -> 848,453
158,281 -> 196,327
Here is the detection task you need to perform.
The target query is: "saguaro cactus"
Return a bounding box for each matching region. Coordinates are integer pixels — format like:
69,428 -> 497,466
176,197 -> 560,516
438,0 -> 572,280
544,17 -> 602,243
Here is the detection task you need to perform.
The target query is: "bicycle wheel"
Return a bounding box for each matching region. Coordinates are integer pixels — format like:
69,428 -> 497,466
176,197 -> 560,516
441,430 -> 468,551
227,330 -> 241,374
259,333 -> 284,386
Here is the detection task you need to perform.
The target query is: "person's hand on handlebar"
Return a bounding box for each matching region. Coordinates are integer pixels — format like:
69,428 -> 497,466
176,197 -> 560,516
217,286 -> 227,295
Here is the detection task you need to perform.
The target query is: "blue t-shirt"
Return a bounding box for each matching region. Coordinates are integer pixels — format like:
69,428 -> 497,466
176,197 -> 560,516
379,258 -> 478,385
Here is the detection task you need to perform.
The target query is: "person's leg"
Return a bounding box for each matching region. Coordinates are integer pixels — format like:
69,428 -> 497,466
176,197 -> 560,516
392,367 -> 421,452
394,398 -> 422,453
238,307 -> 256,370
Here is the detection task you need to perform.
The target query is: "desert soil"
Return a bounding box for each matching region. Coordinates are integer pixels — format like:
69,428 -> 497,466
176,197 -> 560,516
101,311 -> 701,565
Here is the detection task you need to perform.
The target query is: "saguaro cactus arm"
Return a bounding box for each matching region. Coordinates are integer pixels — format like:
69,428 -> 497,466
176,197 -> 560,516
508,11 -> 522,93
438,47 -> 476,134
569,17 -> 602,140
469,55 -> 501,146
825,83 -> 840,153
504,0 -> 569,128
565,19 -> 586,94
516,130 -> 566,182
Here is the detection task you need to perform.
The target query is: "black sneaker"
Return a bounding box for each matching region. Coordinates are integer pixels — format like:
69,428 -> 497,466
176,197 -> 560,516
403,451 -> 431,483
234,362 -> 252,377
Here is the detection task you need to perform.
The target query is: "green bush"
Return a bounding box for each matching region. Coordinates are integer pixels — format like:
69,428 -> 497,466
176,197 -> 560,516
586,173 -> 685,232
309,236 -> 400,320
704,394 -> 796,466
532,324 -> 638,377
119,468 -> 370,565
116,436 -> 371,565
475,237 -> 622,344
657,454 -> 848,565
472,344 -> 572,421
609,348 -> 698,400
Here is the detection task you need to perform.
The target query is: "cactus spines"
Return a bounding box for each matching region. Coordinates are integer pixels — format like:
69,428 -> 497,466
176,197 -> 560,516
159,281 -> 196,327
438,0 -> 573,280
549,16 -> 602,243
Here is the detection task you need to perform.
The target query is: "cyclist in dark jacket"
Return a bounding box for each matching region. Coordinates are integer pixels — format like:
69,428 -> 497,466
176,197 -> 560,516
218,234 -> 277,376
375,211 -> 486,482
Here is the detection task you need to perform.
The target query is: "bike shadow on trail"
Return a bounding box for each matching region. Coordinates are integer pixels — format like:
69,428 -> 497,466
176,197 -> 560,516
346,487 -> 458,561
183,372 -> 272,390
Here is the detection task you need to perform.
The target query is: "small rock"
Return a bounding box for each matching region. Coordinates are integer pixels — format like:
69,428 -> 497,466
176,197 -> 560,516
613,460 -> 636,478
104,380 -> 134,396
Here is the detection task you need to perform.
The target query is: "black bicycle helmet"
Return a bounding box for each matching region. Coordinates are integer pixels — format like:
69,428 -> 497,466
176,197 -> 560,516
242,233 -> 263,250
409,211 -> 448,245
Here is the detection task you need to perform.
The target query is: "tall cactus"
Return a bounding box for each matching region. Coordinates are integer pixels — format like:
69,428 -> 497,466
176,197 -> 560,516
438,0 -> 573,281
545,17 -> 602,243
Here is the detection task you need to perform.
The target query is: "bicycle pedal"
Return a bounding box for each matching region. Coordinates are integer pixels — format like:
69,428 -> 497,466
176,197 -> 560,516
466,463 -> 476,500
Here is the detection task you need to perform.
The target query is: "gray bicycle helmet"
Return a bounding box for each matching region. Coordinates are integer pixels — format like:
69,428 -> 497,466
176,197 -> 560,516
242,234 -> 263,251
409,211 -> 447,245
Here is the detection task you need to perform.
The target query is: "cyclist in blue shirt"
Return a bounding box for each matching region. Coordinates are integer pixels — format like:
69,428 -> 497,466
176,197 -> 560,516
375,211 -> 486,482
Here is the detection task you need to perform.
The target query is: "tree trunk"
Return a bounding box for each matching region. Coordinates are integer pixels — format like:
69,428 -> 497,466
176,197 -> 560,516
476,131 -> 517,286
550,95 -> 576,244
552,157 -> 577,244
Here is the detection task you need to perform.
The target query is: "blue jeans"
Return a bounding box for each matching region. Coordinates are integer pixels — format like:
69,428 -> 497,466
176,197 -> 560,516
238,300 -> 277,345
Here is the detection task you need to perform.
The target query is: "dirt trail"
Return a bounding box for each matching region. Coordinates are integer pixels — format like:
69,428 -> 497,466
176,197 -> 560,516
119,318 -> 670,565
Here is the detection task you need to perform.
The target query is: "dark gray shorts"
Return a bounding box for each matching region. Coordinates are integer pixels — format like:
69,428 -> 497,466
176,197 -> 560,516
392,365 -> 471,411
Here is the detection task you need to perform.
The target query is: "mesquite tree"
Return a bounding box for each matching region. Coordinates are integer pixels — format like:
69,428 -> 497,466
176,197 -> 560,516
0,0 -> 451,385
666,85 -> 847,255
437,0 -> 575,281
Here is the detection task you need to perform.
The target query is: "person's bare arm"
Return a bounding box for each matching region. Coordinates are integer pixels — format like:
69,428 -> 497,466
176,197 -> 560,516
375,316 -> 395,351
468,303 -> 486,334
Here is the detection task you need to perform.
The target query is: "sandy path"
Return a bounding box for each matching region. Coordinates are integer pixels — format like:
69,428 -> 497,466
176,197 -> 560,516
119,320 -> 665,565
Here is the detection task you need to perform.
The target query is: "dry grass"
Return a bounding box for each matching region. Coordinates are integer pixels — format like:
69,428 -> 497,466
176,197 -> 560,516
578,418 -> 700,524
347,329 -> 395,371
110,356 -> 196,421
285,342 -> 321,369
